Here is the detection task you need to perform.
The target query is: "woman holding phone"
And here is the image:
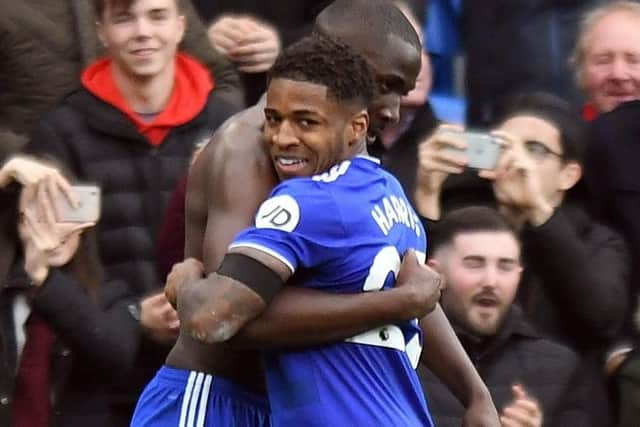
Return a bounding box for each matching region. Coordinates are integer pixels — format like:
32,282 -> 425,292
0,154 -> 142,426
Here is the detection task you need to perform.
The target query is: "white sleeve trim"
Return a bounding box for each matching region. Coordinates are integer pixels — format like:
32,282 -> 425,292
228,242 -> 296,274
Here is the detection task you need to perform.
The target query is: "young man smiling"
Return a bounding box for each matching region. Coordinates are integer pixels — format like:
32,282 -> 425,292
25,0 -> 239,423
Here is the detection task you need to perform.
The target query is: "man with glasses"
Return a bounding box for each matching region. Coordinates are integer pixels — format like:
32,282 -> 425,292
413,92 -> 629,425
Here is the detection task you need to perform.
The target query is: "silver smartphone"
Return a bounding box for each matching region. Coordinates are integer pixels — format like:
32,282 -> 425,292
55,185 -> 101,223
443,130 -> 502,170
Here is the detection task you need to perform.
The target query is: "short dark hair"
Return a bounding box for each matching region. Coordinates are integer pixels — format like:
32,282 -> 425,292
496,92 -> 587,163
94,0 -> 183,18
268,34 -> 375,108
315,0 -> 422,53
431,206 -> 518,253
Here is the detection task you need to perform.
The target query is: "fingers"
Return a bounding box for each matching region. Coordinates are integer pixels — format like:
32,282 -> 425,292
36,178 -> 57,226
500,385 -> 542,427
500,403 -> 541,427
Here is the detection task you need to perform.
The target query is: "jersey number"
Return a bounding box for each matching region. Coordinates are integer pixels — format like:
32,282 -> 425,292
345,246 -> 425,369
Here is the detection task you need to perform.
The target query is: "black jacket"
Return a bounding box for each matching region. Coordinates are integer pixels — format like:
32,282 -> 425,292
586,100 -> 640,342
419,307 -> 598,426
0,0 -> 242,154
379,102 -> 439,200
425,180 -> 629,355
25,87 -> 237,422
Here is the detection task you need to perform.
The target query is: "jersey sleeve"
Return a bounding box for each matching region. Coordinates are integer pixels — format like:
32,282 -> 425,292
229,179 -> 346,274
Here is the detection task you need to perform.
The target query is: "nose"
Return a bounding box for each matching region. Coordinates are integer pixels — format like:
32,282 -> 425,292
376,97 -> 401,128
271,120 -> 299,148
610,58 -> 631,80
133,17 -> 152,38
482,266 -> 499,289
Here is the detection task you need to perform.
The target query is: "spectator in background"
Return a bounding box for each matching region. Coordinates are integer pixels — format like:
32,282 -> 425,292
460,0 -> 604,127
414,92 -> 630,424
417,93 -> 628,356
0,0 -> 242,158
193,0 -> 333,104
24,0 -> 239,424
420,206 -> 596,427
0,154 -> 124,426
585,97 -> 640,427
571,1 -> 640,121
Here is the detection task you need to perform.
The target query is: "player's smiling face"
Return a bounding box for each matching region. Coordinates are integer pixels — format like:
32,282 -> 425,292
264,78 -> 364,181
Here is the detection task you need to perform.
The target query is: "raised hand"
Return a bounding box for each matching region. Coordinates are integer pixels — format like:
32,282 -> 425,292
414,124 -> 467,219
500,384 -> 543,427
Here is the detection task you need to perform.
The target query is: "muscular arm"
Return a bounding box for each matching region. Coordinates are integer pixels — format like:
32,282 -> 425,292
233,249 -> 441,349
181,106 -> 438,349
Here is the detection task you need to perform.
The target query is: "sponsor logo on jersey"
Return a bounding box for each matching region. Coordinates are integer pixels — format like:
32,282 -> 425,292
256,195 -> 300,232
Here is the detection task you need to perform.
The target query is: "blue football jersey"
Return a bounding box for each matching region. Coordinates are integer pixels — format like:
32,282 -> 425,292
230,156 -> 433,427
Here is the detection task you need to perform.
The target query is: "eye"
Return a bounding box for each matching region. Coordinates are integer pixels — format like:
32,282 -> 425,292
463,259 -> 484,269
264,115 -> 281,126
149,9 -> 169,20
524,140 -> 549,156
113,13 -> 133,23
498,261 -> 518,273
626,53 -> 640,65
298,119 -> 316,128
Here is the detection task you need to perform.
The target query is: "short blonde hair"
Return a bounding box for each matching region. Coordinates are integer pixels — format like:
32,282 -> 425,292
571,1 -> 640,87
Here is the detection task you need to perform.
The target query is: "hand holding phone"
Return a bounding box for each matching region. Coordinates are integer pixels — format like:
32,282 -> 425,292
441,130 -> 503,170
55,185 -> 101,223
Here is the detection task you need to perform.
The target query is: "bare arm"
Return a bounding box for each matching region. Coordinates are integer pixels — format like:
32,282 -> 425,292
179,107 -> 442,349
178,245 -> 291,343
232,250 -> 442,348
420,305 -> 500,426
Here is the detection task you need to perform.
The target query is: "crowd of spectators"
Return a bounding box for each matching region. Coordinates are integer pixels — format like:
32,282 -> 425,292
2,0 -> 640,426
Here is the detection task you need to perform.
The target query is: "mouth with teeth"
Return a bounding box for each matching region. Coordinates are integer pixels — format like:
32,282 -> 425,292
273,156 -> 309,178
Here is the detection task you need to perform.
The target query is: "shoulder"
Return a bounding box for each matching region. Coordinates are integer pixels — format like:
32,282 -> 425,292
259,178 -> 339,231
31,90 -> 91,136
591,100 -> 640,143
509,333 -> 581,372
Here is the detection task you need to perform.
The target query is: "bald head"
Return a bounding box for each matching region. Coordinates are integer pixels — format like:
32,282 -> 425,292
313,0 -> 422,136
314,0 -> 421,53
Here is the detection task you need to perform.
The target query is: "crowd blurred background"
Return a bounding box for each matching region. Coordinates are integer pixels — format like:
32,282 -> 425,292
2,0 -> 640,426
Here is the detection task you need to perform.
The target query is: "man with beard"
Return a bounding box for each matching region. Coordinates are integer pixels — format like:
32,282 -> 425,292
420,206 -> 594,427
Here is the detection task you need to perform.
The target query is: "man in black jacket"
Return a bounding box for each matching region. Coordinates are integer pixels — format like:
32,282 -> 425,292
585,99 -> 640,426
420,206 -> 597,426
415,92 -> 629,356
413,92 -> 628,424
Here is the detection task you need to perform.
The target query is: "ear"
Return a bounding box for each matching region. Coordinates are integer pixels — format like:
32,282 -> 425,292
427,258 -> 447,290
96,20 -> 108,48
558,161 -> 582,191
176,13 -> 187,44
345,110 -> 369,147
426,258 -> 440,273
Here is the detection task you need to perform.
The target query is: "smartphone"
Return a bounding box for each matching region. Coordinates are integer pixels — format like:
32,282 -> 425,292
443,130 -> 502,170
55,185 -> 101,223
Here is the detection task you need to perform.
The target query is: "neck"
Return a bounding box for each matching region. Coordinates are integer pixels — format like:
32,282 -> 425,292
111,61 -> 176,114
352,138 -> 369,157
